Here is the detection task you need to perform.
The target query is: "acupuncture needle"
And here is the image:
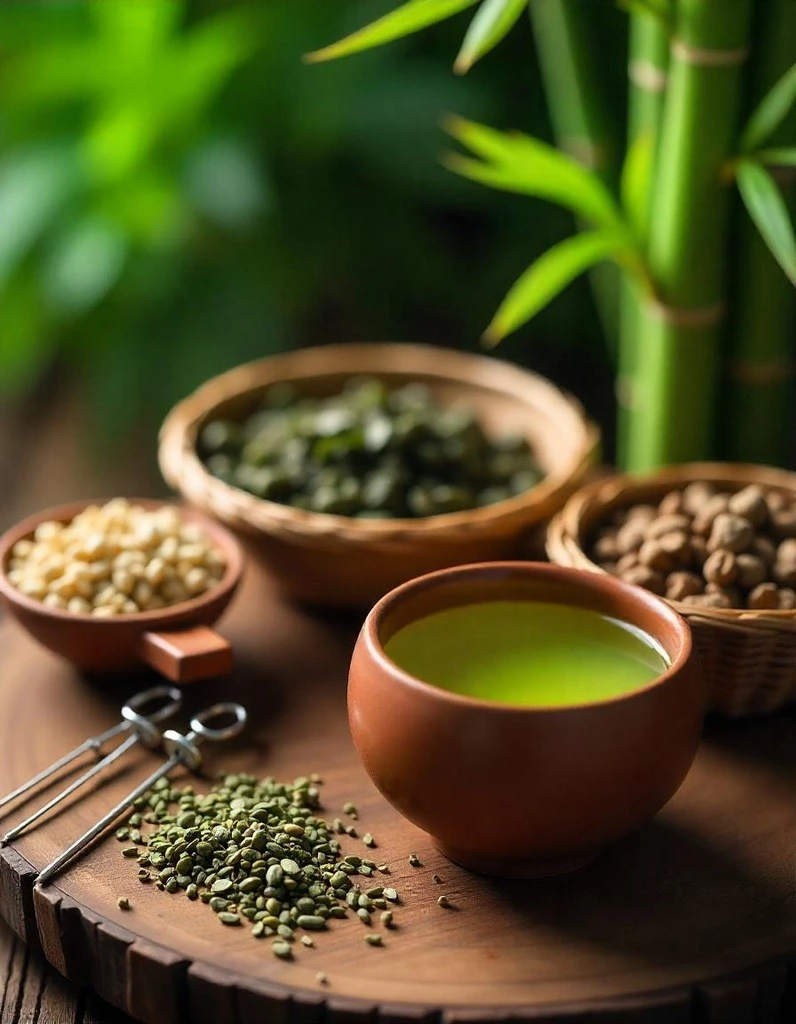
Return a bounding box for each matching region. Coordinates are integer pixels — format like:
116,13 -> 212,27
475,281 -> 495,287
37,701 -> 247,886
2,684 -> 182,842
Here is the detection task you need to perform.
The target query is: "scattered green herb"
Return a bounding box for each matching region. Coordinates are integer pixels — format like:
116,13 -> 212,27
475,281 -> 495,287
119,772 -> 401,960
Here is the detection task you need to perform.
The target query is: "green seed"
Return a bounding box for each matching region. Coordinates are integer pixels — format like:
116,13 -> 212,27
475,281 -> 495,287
365,934 -> 383,947
252,922 -> 265,938
272,942 -> 292,960
380,911 -> 394,927
280,858 -> 300,876
117,897 -> 131,911
115,828 -> 130,842
219,912 -> 241,926
296,915 -> 327,931
342,802 -> 357,816
283,824 -> 304,838
383,888 -> 398,902
356,908 -> 371,924
277,924 -> 295,940
122,847 -> 139,858
176,856 -> 193,875
362,833 -> 376,848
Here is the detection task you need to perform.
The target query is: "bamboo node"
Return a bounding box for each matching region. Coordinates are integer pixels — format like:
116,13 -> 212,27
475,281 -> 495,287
628,59 -> 668,94
645,299 -> 725,328
671,40 -> 749,68
729,359 -> 794,387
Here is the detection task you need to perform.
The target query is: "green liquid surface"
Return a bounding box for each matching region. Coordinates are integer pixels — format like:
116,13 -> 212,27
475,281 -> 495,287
385,601 -> 668,707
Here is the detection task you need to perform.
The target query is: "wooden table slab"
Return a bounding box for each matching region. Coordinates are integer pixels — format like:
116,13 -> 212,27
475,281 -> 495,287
1,562 -> 795,1023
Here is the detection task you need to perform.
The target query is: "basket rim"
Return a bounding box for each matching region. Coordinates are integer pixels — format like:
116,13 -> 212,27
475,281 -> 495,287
546,462 -> 796,627
158,342 -> 600,543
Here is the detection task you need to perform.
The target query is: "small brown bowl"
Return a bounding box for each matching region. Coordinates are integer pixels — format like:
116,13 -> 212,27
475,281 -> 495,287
349,561 -> 706,877
0,499 -> 244,683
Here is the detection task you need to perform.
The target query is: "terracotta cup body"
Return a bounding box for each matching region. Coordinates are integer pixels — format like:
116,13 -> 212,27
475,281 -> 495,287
0,499 -> 243,682
349,561 -> 706,877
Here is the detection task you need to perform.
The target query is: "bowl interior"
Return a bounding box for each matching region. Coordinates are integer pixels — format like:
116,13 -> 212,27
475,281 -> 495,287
368,561 -> 691,709
180,345 -> 593,490
0,498 -> 243,626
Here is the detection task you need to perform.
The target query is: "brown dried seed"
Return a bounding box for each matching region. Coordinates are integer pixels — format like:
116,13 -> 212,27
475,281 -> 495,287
638,540 -> 675,573
733,554 -> 767,590
747,582 -> 779,610
624,504 -> 658,524
594,534 -> 620,561
778,588 -> 796,609
615,519 -> 649,555
707,514 -> 753,554
646,514 -> 691,540
616,552 -> 640,574
658,491 -> 686,516
681,482 -> 717,515
777,539 -> 796,562
705,582 -> 741,608
620,565 -> 666,595
728,486 -> 769,528
750,536 -> 777,566
666,572 -> 703,602
656,530 -> 691,560
774,559 -> 796,587
703,549 -> 737,587
770,508 -> 796,540
692,494 -> 731,536
765,489 -> 790,514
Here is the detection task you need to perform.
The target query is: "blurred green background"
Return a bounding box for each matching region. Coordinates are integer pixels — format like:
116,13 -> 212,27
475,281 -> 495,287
0,0 -> 626,469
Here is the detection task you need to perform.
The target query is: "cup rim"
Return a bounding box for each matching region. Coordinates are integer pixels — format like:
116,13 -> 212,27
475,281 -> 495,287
361,560 -> 694,714
0,497 -> 243,626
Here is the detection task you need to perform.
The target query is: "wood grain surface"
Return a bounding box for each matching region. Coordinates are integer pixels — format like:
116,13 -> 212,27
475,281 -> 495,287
1,561 -> 796,1023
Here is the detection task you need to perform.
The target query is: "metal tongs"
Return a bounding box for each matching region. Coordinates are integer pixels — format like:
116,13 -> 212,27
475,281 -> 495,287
37,701 -> 247,885
1,684 -> 183,841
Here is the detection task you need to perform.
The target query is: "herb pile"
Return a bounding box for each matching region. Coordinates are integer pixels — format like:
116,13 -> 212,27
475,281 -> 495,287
198,378 -> 541,518
118,772 -> 400,961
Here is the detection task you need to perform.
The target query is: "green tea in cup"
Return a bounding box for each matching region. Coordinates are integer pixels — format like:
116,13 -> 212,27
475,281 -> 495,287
384,600 -> 668,707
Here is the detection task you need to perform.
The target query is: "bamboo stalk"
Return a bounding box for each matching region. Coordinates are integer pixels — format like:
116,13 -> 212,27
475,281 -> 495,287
624,0 -> 755,470
528,0 -> 621,348
723,0 -> 796,466
616,9 -> 669,466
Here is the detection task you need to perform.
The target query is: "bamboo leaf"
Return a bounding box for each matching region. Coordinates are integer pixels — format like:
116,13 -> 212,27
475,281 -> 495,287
444,116 -> 626,229
737,161 -> 796,286
483,231 -> 624,344
758,148 -> 796,168
741,64 -> 796,152
620,131 -> 653,241
454,0 -> 528,75
304,0 -> 480,63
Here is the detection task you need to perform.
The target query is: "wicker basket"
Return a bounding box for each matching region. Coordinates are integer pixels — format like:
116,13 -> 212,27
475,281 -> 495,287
546,462 -> 796,717
159,343 -> 599,608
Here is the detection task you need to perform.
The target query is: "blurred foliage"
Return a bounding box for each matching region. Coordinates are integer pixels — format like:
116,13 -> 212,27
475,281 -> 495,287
0,0 -> 622,448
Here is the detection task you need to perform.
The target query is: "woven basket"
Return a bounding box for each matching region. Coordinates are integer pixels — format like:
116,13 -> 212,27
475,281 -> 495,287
546,462 -> 796,717
159,343 -> 599,608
